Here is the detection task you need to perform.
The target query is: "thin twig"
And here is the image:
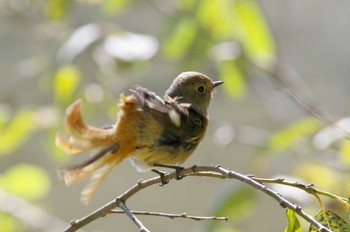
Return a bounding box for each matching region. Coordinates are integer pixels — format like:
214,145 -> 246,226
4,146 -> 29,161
63,175 -> 171,232
0,189 -> 69,231
249,58 -> 350,141
63,165 -> 332,232
110,210 -> 228,221
252,177 -> 349,208
197,166 -> 332,232
117,199 -> 150,232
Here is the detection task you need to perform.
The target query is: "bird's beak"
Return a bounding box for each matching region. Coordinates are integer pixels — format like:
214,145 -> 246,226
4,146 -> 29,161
213,80 -> 224,88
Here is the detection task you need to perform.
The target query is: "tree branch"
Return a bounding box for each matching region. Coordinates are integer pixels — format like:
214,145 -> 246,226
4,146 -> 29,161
64,165 -> 332,232
251,177 -> 349,208
249,58 -> 350,141
117,199 -> 150,232
0,189 -> 70,231
110,209 -> 228,221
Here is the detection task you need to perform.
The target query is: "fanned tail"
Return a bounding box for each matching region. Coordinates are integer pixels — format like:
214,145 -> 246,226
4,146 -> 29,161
58,143 -> 123,204
80,157 -> 121,204
55,99 -> 116,154
64,99 -> 115,140
58,144 -> 119,186
56,95 -> 140,203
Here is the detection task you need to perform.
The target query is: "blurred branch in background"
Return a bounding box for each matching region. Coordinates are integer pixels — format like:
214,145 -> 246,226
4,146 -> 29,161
0,189 -> 69,232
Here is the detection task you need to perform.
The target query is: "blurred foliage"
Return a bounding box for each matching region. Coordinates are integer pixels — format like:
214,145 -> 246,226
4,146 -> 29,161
293,162 -> 339,190
268,117 -> 321,151
0,213 -> 19,232
1,0 -> 350,231
0,164 -> 51,200
45,0 -> 72,19
53,65 -> 81,104
340,139 -> 350,165
210,186 -> 256,231
218,59 -> 246,99
0,109 -> 36,155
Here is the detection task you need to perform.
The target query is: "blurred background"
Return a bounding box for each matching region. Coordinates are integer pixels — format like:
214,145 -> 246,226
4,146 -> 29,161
1,0 -> 350,231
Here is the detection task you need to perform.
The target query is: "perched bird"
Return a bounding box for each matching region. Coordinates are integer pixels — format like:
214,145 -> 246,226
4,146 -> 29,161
56,71 -> 223,203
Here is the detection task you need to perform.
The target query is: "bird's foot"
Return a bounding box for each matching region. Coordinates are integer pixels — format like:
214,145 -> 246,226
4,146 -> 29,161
152,169 -> 169,186
153,164 -> 185,180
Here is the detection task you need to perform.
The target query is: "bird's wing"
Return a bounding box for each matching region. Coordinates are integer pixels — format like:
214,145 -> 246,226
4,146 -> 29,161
131,86 -> 207,140
131,86 -> 186,128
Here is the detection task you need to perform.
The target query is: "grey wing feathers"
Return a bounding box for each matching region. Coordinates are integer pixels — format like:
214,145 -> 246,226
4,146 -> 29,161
130,86 -> 170,113
130,86 -> 207,139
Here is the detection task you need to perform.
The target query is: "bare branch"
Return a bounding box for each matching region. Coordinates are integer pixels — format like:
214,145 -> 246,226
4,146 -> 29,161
110,209 -> 228,221
63,165 -> 332,232
252,177 -> 349,208
117,199 -> 150,232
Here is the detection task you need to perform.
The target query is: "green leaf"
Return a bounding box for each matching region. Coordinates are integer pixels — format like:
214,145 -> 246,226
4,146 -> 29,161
0,164 -> 51,200
284,209 -> 302,232
0,109 -> 36,155
216,186 -> 256,220
235,0 -> 276,68
268,117 -> 321,151
209,186 -> 256,231
340,139 -> 350,165
309,210 -> 350,231
53,65 -> 81,104
177,0 -> 197,11
102,0 -> 132,14
197,0 -> 232,39
0,213 -> 19,232
163,18 -> 197,59
218,59 -> 246,99
45,0 -> 71,20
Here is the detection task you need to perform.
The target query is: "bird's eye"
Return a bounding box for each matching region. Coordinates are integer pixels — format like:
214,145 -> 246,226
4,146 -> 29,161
196,85 -> 206,94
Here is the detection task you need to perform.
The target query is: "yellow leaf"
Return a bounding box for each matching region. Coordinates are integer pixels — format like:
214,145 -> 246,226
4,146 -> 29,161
0,164 -> 51,200
340,139 -> 350,165
218,59 -> 246,99
293,163 -> 338,190
197,0 -> 231,38
45,0 -> 70,20
102,0 -> 131,14
163,18 -> 197,59
0,213 -> 18,232
269,117 -> 321,151
53,65 -> 81,104
235,0 -> 276,68
0,109 -> 36,155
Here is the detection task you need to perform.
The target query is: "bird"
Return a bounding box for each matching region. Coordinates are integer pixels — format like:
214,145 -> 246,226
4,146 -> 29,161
55,71 -> 223,204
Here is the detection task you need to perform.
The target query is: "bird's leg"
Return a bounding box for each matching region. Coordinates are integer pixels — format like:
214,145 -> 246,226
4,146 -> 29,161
153,164 -> 185,180
151,169 -> 169,186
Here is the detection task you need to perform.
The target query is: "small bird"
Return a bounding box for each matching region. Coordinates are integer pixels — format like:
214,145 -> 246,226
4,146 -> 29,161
56,71 -> 223,203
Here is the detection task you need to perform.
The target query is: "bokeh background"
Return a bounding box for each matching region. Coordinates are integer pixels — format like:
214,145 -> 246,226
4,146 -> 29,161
1,1 -> 350,231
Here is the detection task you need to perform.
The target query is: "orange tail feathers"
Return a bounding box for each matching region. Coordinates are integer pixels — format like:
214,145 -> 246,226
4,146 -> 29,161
56,95 -> 141,203
58,144 -> 123,204
64,99 -> 115,140
58,144 -> 119,185
55,99 -> 116,154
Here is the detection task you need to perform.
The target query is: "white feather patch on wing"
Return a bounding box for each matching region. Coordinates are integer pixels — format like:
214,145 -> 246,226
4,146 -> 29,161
169,109 -> 181,127
129,157 -> 153,172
